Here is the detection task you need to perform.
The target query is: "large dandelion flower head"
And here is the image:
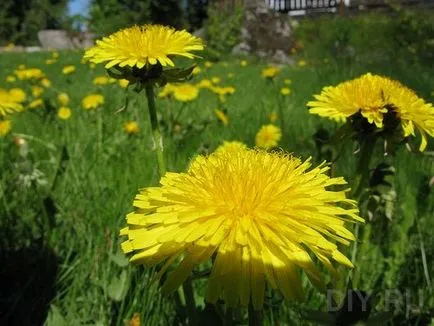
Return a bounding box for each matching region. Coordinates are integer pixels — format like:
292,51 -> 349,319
121,147 -> 362,309
84,25 -> 204,70
0,88 -> 23,116
307,73 -> 434,151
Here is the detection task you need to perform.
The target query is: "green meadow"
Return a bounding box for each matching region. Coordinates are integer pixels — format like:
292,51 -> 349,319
1,13 -> 434,326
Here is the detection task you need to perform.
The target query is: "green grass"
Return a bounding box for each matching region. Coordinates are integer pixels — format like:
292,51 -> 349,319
1,22 -> 434,325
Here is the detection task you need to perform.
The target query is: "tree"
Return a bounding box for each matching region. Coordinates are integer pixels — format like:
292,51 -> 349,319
186,0 -> 209,31
88,0 -> 151,36
0,0 -> 68,45
149,0 -> 184,29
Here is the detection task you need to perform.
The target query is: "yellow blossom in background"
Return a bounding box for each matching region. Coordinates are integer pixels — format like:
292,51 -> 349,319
0,120 -> 12,136
255,124 -> 282,149
197,79 -> 213,89
52,51 -> 59,58
240,60 -> 248,67
297,59 -> 307,67
82,94 -> 104,110
41,78 -> 52,88
192,66 -> 201,75
269,111 -> 278,123
93,76 -> 110,85
215,141 -> 247,154
227,72 -> 235,78
214,109 -> 228,125
119,79 -> 130,88
127,313 -> 141,326
280,87 -> 291,96
15,68 -> 44,80
120,147 -> 362,309
324,58 -> 330,64
28,98 -> 44,109
45,59 -> 56,65
284,79 -> 292,85
57,107 -> 72,120
204,61 -> 213,68
32,86 -> 44,98
6,75 -> 16,83
18,64 -> 26,70
84,25 -> 204,69
211,86 -> 236,103
9,88 -> 26,103
307,73 -> 434,151
109,77 -> 117,83
62,65 -> 76,75
124,121 -> 140,134
211,77 -> 221,84
158,83 -> 177,98
0,88 -> 26,117
58,93 -> 70,106
262,66 -> 281,79
5,43 -> 14,51
173,84 -> 199,102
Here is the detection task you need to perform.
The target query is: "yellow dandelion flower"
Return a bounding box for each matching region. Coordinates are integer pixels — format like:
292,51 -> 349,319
307,73 -> 434,151
28,98 -> 44,109
211,77 -> 221,84
6,75 -> 16,83
262,66 -> 281,79
255,124 -> 282,149
124,121 -> 140,134
62,65 -> 76,75
269,111 -> 278,123
204,61 -> 213,68
9,88 -> 26,103
120,147 -> 362,309
228,73 -> 235,78
45,59 -> 56,65
284,79 -> 292,85
52,51 -> 59,59
197,79 -> 213,89
57,107 -> 72,120
324,58 -> 330,64
280,87 -> 291,96
0,120 -> 12,137
119,79 -> 130,88
192,66 -> 201,75
215,141 -> 247,154
32,86 -> 44,98
215,109 -> 228,125
93,76 -> 110,85
82,94 -> 104,110
297,59 -> 307,67
41,78 -> 52,88
58,93 -> 70,106
173,84 -> 199,102
84,25 -> 204,69
0,89 -> 23,116
158,83 -> 177,98
15,68 -> 44,80
240,60 -> 248,67
5,43 -> 14,51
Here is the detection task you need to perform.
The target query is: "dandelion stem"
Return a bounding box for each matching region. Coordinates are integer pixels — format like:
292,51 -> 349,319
182,277 -> 197,326
145,83 -> 166,177
248,302 -> 262,326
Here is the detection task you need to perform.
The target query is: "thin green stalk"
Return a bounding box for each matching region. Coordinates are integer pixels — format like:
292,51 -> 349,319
145,84 -> 166,177
182,277 -> 197,326
248,302 -> 262,326
224,307 -> 233,326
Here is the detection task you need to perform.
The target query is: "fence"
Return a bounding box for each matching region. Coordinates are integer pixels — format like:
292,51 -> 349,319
265,0 -> 338,12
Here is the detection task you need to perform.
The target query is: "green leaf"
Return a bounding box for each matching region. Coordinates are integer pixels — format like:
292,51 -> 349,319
109,251 -> 129,267
107,270 -> 129,301
45,305 -> 68,326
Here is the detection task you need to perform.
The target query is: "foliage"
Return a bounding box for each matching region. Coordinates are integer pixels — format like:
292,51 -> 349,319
88,0 -> 151,37
204,3 -> 244,59
0,0 -> 68,46
186,0 -> 209,30
149,0 -> 185,29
